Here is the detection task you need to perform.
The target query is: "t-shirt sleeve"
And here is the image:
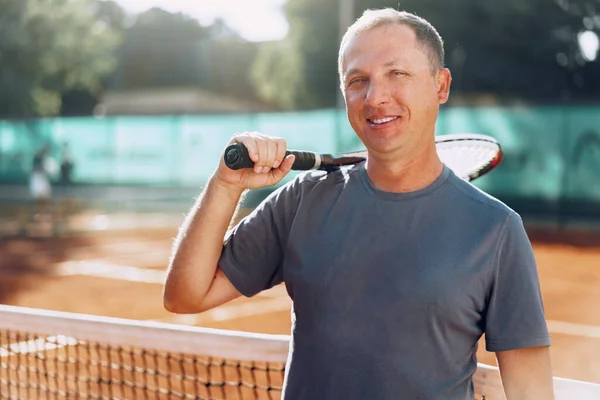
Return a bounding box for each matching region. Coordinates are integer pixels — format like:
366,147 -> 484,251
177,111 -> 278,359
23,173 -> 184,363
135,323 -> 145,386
218,179 -> 299,297
484,212 -> 551,352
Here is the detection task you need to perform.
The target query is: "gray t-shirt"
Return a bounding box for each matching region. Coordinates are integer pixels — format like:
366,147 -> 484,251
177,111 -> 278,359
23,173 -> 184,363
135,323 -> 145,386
219,163 -> 550,400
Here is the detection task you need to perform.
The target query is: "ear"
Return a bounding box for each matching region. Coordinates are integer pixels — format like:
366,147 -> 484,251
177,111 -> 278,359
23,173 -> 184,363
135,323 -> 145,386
436,68 -> 452,104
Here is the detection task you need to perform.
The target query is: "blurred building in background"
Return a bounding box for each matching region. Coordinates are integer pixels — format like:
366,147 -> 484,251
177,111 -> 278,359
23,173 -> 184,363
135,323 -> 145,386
97,87 -> 276,116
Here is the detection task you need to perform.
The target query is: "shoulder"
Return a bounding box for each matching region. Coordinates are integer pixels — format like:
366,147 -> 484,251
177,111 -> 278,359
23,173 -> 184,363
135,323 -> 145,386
444,169 -> 517,220
438,169 -> 526,244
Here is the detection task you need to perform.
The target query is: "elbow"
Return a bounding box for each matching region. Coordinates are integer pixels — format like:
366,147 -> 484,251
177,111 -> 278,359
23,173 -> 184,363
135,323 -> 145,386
163,295 -> 181,314
163,285 -> 189,314
162,289 -> 178,313
164,301 -> 208,315
163,290 -> 192,314
162,284 -> 205,314
163,295 -> 197,314
162,266 -> 193,314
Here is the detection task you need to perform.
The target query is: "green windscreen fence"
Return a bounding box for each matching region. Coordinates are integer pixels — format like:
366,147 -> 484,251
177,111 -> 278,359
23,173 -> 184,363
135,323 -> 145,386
1,106 -> 599,216
439,107 -> 600,214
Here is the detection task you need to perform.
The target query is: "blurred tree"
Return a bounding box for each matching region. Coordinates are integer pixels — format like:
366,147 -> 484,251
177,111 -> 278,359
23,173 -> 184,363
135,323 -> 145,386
402,0 -> 600,102
61,0 -> 128,116
107,8 -> 210,89
0,0 -> 121,118
252,39 -> 309,110
252,0 -> 340,110
105,10 -> 263,103
206,19 -> 266,102
91,0 -> 129,31
251,0 -> 600,109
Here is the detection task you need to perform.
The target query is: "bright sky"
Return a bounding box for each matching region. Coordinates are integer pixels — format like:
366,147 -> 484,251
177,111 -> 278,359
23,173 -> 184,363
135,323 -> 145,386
579,30 -> 599,62
110,0 -> 289,42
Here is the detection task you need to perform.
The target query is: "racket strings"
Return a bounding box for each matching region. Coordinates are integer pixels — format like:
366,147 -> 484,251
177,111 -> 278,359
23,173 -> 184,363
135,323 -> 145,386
437,142 -> 500,180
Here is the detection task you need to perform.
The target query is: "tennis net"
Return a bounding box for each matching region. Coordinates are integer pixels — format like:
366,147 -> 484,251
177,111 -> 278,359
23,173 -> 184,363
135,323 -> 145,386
1,305 -> 600,400
0,305 -> 288,400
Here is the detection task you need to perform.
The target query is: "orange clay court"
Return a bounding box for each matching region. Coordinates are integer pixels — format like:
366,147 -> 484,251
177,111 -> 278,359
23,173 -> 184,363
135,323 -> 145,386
0,215 -> 599,387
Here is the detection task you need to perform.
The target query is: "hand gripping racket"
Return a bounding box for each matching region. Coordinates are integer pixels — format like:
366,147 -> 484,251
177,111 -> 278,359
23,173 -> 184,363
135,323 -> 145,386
224,133 -> 503,182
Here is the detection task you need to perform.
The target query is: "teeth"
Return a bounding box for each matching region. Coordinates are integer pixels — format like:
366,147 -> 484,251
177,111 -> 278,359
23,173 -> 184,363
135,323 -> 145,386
371,117 -> 397,124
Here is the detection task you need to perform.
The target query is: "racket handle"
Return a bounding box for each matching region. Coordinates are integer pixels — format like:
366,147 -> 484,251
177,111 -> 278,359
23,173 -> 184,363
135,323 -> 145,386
224,143 -> 319,171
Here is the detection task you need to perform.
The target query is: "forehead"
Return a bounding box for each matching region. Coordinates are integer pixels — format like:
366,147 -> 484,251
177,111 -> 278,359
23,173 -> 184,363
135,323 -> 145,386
342,24 -> 428,73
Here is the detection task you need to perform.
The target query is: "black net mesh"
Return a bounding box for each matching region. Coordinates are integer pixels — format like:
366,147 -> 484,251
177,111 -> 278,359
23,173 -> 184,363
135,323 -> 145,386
0,330 -> 285,400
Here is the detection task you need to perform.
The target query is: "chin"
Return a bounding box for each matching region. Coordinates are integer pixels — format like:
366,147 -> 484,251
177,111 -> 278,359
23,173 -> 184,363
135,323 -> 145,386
364,130 -> 404,147
363,141 -> 398,156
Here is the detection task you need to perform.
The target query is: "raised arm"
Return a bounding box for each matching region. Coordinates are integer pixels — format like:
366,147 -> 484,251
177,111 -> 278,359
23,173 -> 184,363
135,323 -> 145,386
163,132 -> 294,314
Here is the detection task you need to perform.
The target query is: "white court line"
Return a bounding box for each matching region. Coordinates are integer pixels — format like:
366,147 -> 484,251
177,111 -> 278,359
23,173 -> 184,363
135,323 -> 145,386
54,261 -> 290,303
547,320 -> 600,339
56,260 -> 166,283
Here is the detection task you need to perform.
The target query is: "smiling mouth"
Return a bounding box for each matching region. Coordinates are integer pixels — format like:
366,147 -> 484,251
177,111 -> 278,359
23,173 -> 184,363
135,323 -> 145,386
367,116 -> 399,125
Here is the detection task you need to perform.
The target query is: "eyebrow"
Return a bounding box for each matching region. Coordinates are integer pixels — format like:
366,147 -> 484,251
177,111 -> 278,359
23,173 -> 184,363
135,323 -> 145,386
383,60 -> 402,68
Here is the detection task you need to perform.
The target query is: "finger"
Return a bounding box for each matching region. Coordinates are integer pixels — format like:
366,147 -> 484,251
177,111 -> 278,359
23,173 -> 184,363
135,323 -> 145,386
272,138 -> 287,169
253,136 -> 268,173
263,138 -> 278,173
235,133 -> 259,163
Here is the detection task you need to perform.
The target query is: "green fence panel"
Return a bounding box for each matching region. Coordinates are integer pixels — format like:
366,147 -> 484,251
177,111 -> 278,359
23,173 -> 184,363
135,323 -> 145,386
0,119 -> 55,182
442,107 -> 566,200
253,109 -> 338,153
0,120 -> 28,181
177,114 -> 256,186
564,107 -> 600,203
109,117 -> 180,185
50,117 -> 114,183
0,106 -> 599,215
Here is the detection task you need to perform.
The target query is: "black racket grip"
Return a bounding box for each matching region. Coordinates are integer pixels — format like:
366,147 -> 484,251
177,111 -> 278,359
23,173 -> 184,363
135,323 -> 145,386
224,143 -> 318,171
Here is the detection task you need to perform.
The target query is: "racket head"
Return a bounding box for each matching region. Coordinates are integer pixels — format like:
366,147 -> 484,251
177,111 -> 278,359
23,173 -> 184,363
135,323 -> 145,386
435,133 -> 503,181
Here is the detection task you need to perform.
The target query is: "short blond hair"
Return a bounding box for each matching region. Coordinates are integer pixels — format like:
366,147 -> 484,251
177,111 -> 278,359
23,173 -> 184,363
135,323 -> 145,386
338,8 -> 445,85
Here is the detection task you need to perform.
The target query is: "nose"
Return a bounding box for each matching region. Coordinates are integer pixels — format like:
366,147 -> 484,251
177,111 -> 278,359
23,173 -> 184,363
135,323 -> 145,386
365,80 -> 390,107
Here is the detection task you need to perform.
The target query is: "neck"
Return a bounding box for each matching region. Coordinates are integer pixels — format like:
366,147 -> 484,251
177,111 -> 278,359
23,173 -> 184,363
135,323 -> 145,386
364,141 -> 444,193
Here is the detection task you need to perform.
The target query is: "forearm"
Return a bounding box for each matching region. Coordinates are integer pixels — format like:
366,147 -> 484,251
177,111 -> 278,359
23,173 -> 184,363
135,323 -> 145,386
164,174 -> 245,310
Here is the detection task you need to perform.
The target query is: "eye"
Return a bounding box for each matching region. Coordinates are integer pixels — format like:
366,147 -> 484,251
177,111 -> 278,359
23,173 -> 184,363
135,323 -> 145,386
391,70 -> 406,77
348,77 -> 366,87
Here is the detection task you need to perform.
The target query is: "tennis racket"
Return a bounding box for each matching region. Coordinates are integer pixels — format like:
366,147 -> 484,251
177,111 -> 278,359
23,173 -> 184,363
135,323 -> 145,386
224,133 -> 503,182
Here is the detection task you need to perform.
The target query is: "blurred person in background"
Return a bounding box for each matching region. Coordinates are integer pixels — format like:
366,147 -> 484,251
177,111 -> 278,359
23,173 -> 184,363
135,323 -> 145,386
30,144 -> 53,201
19,143 -> 60,236
164,8 -> 554,400
56,141 -> 76,234
59,141 -> 75,186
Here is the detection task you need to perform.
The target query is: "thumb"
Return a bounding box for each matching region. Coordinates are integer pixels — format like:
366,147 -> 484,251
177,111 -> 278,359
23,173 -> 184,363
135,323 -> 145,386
271,154 -> 295,180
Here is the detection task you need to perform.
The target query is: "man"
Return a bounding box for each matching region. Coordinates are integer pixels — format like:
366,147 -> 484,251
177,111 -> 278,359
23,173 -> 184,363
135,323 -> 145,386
164,8 -> 554,400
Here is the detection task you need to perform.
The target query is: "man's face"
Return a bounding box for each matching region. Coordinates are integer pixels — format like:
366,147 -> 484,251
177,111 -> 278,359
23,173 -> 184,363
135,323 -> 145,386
341,24 -> 451,160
